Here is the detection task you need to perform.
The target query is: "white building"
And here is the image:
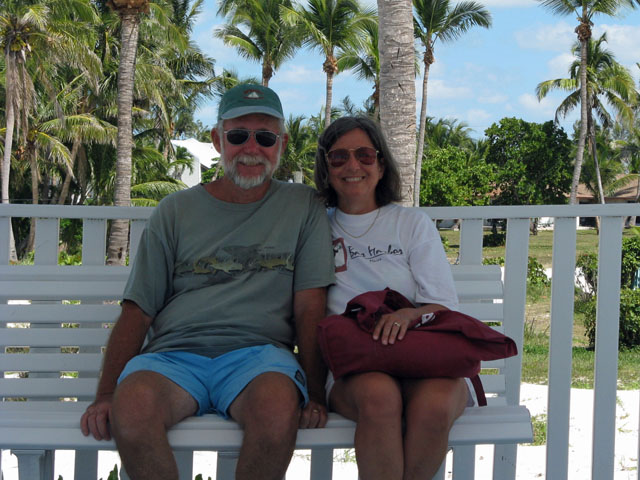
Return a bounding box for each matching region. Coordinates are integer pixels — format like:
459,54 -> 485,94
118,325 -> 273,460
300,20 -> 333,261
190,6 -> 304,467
170,138 -> 220,187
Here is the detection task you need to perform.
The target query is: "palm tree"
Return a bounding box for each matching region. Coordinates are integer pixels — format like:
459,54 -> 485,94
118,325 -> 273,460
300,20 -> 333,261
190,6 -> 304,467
105,0 -> 184,265
337,18 -> 381,118
215,0 -> 301,87
105,0 -> 149,265
0,0 -> 98,260
276,114 -> 317,183
412,0 -> 491,206
424,117 -> 475,150
536,0 -> 640,204
613,119 -> 640,224
283,0 -> 375,128
536,33 -> 638,204
377,0 -> 416,204
1,1 -> 37,206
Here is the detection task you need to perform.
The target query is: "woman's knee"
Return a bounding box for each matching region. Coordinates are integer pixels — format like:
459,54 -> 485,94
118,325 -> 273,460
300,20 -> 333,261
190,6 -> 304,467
405,379 -> 468,433
349,373 -> 403,421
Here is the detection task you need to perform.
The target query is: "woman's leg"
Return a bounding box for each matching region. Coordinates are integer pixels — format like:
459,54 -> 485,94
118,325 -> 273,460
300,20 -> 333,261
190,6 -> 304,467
330,372 -> 404,480
401,378 -> 469,480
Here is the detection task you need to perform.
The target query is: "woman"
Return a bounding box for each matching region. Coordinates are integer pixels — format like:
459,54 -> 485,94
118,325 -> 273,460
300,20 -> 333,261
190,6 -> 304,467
314,116 -> 472,480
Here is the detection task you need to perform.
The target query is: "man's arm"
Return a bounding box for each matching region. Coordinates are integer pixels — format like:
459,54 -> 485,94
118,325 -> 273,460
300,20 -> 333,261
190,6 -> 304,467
293,287 -> 329,429
80,300 -> 153,440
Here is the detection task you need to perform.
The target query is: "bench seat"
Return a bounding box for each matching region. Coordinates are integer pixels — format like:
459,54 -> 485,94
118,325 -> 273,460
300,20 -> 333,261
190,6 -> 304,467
0,402 -> 532,450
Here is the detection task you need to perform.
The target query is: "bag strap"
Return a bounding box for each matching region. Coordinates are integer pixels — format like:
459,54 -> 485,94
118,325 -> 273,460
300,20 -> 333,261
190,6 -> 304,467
470,375 -> 487,407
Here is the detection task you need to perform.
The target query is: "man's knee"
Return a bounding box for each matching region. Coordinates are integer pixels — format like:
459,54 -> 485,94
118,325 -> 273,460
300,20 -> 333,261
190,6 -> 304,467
232,372 -> 301,436
111,372 -> 180,438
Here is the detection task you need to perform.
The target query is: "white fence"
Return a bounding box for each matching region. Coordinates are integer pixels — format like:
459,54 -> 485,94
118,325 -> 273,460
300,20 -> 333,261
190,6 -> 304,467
1,202 -> 639,480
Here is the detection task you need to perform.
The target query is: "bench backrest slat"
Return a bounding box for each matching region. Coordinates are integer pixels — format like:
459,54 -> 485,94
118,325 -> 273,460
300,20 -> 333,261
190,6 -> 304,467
1,263 -> 511,405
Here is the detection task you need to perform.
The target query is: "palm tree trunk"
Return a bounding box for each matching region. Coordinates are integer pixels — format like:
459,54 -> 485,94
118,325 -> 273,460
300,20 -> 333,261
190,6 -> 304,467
107,12 -> 141,266
57,139 -> 80,205
26,143 -> 39,253
77,145 -> 89,205
2,56 -> 18,262
570,17 -> 590,205
588,113 -> 605,205
324,68 -> 334,129
2,55 -> 16,203
414,49 -> 433,206
377,0 -> 416,206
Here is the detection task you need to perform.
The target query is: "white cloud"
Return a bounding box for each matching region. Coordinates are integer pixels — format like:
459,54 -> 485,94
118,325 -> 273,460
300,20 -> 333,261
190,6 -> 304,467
515,21 -> 574,51
427,79 -> 473,100
547,52 -> 575,78
479,0 -> 536,6
478,93 -> 509,104
465,108 -> 493,121
519,93 -> 557,116
276,65 -> 325,84
595,24 -> 640,65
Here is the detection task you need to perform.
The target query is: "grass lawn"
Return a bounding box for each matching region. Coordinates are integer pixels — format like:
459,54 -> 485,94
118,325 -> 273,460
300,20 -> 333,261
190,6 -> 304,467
440,227 -> 640,390
439,228 -> 637,268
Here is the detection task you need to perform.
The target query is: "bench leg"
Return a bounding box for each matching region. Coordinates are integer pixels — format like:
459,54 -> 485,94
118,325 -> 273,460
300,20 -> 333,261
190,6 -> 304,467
217,451 -> 238,480
174,451 -> 193,479
452,445 -> 475,480
309,448 -> 333,480
12,449 -> 53,480
492,444 -> 517,480
73,450 -> 98,480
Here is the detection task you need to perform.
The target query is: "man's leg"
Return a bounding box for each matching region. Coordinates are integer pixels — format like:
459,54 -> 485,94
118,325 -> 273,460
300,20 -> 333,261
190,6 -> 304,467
110,371 -> 198,480
228,372 -> 301,480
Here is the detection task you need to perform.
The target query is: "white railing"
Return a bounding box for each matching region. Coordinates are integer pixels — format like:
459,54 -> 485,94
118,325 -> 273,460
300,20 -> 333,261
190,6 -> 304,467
1,202 -> 639,480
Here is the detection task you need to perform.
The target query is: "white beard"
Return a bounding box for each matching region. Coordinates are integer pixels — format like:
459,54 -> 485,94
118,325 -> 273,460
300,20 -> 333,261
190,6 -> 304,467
222,150 -> 281,190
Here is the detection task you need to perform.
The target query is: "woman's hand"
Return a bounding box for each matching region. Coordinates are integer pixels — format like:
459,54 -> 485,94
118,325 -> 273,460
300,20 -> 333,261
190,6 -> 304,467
373,308 -> 419,345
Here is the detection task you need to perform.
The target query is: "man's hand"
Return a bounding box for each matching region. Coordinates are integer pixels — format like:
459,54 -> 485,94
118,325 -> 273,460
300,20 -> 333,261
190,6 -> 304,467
299,399 -> 327,429
80,394 -> 114,441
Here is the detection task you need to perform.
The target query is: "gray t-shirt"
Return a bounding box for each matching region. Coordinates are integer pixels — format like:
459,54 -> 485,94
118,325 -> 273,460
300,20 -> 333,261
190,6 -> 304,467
123,180 -> 335,358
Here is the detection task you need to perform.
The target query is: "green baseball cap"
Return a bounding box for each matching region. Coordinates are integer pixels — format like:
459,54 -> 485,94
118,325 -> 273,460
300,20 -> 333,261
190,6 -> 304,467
217,84 -> 284,121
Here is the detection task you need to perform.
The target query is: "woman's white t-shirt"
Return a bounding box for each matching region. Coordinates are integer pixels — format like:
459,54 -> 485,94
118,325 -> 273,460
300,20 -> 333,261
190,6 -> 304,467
327,203 -> 459,316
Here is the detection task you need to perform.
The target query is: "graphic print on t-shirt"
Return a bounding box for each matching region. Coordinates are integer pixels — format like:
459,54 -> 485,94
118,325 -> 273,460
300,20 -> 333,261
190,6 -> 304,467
333,237 -> 404,271
175,244 -> 294,282
333,238 -> 347,272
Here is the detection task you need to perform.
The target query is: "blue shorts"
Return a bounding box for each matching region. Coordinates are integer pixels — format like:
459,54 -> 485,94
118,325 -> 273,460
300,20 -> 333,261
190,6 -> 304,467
118,344 -> 309,418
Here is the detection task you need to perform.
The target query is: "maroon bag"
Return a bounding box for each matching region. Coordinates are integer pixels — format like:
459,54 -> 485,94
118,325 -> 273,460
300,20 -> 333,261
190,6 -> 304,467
317,288 -> 518,406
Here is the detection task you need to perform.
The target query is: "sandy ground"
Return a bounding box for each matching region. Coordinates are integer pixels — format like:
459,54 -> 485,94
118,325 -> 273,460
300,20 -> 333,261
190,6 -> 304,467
2,383 -> 638,479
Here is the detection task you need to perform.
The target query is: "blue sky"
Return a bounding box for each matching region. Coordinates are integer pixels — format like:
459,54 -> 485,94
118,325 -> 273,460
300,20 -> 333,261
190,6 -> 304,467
191,0 -> 640,139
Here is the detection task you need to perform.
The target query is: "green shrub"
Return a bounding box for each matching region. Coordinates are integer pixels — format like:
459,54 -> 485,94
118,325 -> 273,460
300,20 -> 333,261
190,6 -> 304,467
527,257 -> 550,288
583,288 -> 640,349
483,256 -> 504,266
440,234 -> 450,251
576,252 -> 598,296
483,256 -> 549,288
577,236 -> 640,296
483,231 -> 506,247
621,236 -> 640,288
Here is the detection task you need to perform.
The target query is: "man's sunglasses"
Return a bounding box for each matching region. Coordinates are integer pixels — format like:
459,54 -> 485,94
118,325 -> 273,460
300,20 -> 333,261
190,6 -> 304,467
326,147 -> 379,168
224,129 -> 280,148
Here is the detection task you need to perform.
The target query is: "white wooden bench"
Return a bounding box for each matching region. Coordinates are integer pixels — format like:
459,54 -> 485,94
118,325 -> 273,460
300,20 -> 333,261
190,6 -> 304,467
0,205 -> 532,480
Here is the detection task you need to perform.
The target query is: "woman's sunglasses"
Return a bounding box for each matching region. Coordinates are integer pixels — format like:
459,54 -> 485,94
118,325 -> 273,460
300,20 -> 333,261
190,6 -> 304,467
224,129 -> 280,148
326,147 -> 379,168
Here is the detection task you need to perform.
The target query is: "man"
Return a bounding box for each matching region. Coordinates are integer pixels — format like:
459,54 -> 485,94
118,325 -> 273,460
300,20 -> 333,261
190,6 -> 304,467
81,84 -> 335,480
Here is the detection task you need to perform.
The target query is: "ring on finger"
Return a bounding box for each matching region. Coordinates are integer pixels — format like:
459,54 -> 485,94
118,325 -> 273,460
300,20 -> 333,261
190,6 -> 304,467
393,322 -> 401,327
